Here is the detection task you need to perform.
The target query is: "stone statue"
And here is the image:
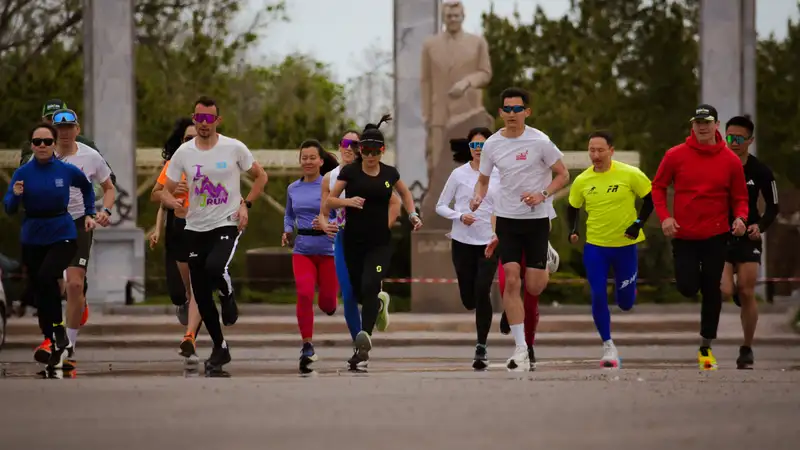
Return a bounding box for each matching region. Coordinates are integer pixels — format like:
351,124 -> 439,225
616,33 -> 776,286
420,0 -> 493,227
412,0 -> 495,312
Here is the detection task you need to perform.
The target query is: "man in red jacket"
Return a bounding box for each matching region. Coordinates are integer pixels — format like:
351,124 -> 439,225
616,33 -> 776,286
652,104 -> 749,371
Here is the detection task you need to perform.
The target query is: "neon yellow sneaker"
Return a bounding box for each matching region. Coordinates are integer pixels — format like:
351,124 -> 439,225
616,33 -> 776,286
698,347 -> 718,371
376,291 -> 391,332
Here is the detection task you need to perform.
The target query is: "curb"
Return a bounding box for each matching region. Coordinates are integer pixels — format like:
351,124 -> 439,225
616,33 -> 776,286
5,320 -> 712,336
7,334 -> 800,349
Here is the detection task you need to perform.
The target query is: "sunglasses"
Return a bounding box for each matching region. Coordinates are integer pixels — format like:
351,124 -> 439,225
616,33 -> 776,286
469,141 -> 484,150
726,135 -> 749,145
32,138 -> 54,146
53,111 -> 78,124
501,105 -> 526,113
340,138 -> 360,150
360,145 -> 384,156
183,135 -> 196,143
192,113 -> 217,124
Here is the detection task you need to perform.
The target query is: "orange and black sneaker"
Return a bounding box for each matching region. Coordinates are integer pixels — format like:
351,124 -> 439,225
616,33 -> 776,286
34,338 -> 52,364
62,346 -> 77,371
80,303 -> 90,327
179,333 -> 196,358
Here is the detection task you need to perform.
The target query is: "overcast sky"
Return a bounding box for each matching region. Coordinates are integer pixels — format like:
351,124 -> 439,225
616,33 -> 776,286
241,0 -> 800,83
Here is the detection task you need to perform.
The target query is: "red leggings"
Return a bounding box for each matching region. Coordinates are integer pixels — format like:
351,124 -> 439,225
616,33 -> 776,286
292,254 -> 338,340
497,256 -> 540,346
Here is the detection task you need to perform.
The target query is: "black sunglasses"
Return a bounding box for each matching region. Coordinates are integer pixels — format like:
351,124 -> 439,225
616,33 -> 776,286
32,138 -> 54,146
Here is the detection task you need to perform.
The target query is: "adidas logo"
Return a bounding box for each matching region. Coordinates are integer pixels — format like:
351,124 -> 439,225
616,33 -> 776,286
747,180 -> 755,185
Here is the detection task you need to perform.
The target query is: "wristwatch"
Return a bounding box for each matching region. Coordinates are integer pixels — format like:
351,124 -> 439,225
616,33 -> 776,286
242,200 -> 252,209
103,207 -> 112,216
541,190 -> 550,198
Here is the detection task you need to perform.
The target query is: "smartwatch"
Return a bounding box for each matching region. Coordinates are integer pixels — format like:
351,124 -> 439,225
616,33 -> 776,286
242,200 -> 252,209
103,207 -> 112,216
541,190 -> 550,198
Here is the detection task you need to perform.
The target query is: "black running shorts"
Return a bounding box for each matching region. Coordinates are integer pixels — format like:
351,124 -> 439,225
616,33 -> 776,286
68,216 -> 93,269
726,235 -> 762,265
495,216 -> 550,270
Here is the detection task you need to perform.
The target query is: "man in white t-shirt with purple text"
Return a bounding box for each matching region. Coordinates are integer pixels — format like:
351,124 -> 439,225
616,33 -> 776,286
470,87 -> 570,370
161,96 -> 268,374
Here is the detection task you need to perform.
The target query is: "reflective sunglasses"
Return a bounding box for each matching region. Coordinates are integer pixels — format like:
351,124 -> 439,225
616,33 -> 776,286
32,138 -> 54,146
726,134 -> 748,145
53,111 -> 78,124
340,138 -> 360,150
192,113 -> 217,124
501,105 -> 526,113
183,134 -> 196,143
468,141 -> 484,150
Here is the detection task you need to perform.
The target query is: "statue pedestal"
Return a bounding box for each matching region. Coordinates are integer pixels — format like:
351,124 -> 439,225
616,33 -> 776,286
86,227 -> 145,304
410,230 -> 461,312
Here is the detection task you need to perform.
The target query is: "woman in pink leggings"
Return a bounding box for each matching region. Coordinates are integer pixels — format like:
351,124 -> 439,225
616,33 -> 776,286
282,139 -> 340,372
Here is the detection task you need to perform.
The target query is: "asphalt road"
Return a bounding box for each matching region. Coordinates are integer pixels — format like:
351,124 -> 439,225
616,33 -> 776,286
1,345 -> 799,450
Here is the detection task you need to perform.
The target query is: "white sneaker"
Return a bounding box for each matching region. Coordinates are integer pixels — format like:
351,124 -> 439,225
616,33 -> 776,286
600,341 -> 620,369
506,346 -> 529,370
546,241 -> 560,273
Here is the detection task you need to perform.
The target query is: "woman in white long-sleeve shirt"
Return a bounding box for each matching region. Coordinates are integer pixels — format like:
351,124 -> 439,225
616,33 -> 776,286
435,127 -> 499,370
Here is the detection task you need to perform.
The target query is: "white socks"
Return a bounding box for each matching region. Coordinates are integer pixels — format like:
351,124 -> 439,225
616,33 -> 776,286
510,324 -> 526,348
67,328 -> 79,349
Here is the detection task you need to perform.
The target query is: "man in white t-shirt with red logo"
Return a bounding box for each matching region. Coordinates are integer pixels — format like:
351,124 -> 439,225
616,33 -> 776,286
161,96 -> 268,375
470,87 -> 570,370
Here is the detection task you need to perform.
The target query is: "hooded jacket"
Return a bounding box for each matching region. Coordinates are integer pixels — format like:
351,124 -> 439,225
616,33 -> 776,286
652,130 -> 748,240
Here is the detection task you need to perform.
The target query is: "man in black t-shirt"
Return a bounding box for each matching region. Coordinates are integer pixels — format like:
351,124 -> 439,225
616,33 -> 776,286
721,115 -> 779,370
322,115 -> 422,370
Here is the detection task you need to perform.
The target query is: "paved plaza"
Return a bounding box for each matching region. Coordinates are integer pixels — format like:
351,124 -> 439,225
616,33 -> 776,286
1,345 -> 799,450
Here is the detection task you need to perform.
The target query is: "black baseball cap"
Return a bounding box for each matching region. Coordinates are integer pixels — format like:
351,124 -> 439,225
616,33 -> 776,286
51,108 -> 80,126
42,99 -> 68,117
690,104 -> 718,122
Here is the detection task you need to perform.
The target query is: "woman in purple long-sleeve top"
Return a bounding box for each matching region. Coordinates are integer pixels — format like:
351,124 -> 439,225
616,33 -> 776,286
281,139 -> 340,371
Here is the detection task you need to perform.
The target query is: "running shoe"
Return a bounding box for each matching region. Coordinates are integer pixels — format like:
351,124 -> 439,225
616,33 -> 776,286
176,302 -> 189,326
499,311 -> 510,335
219,290 -> 238,326
600,341 -> 620,369
204,345 -> 231,372
347,348 -> 368,370
506,346 -> 529,370
62,345 -> 77,371
354,330 -> 372,361
300,342 -> 318,369
736,345 -> 754,370
179,333 -> 196,358
472,344 -> 488,370
80,303 -> 90,327
528,346 -> 536,370
546,241 -> 560,273
698,347 -> 718,371
34,338 -> 52,364
376,291 -> 391,332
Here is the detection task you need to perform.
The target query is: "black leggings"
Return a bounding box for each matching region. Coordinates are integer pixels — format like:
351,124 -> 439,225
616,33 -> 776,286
22,240 -> 77,340
343,233 -> 392,335
164,209 -> 188,306
672,234 -> 727,340
185,226 -> 240,347
451,240 -> 498,346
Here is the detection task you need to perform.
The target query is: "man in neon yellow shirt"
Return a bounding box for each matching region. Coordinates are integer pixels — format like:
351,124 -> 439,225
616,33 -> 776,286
567,131 -> 654,369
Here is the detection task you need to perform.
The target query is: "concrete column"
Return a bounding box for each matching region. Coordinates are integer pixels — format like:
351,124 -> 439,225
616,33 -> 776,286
393,0 -> 439,205
700,0 -> 763,298
82,0 -> 145,304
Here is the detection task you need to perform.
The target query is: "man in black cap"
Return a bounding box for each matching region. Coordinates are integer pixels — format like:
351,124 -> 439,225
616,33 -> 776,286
19,99 -> 101,167
651,103 -> 749,371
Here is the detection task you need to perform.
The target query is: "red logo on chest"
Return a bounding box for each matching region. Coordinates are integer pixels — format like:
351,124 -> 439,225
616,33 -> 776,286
515,150 -> 528,161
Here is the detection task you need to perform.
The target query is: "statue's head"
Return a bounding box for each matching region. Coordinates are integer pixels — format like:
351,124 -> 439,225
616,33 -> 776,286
442,0 -> 464,34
